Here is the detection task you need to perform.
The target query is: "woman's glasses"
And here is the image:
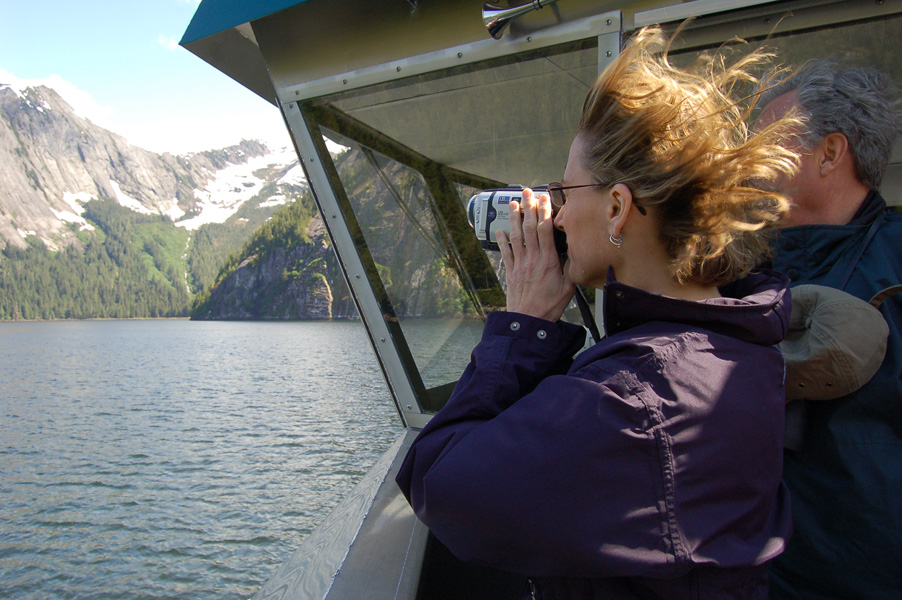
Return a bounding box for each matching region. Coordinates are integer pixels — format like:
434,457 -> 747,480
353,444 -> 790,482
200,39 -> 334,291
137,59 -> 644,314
546,182 -> 646,215
547,182 -> 603,208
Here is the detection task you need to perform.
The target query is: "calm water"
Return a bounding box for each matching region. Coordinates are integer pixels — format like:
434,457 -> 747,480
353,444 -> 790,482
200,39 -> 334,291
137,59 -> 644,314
0,320 -> 408,599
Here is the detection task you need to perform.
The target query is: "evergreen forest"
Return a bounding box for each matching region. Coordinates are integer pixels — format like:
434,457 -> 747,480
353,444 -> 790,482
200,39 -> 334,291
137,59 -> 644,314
0,192 -> 296,320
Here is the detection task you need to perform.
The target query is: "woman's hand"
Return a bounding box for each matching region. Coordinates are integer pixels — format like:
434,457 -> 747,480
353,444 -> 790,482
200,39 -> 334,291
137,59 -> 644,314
496,189 -> 575,321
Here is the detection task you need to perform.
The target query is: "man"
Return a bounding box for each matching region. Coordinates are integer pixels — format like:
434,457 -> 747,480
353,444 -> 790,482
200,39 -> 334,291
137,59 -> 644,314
757,61 -> 902,599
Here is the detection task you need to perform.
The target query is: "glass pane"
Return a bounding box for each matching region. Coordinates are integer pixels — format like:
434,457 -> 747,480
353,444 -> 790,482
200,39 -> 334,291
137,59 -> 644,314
322,127 -> 485,400
306,40 -> 600,412
324,39 -> 598,187
671,14 -> 902,204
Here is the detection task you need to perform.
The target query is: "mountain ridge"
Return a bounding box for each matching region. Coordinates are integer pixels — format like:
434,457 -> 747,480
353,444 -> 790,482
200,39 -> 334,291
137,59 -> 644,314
0,80 -> 364,321
0,82 -> 289,251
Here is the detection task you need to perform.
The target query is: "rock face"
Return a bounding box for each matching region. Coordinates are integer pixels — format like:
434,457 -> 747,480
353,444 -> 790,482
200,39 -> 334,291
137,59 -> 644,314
0,83 -> 269,251
191,214 -> 358,320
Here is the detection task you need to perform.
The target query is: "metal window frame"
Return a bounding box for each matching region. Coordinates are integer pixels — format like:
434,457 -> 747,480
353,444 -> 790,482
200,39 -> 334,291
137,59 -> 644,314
276,10 -> 621,104
278,11 -> 622,427
634,0 -> 902,48
634,0 -> 783,28
282,103 -> 428,428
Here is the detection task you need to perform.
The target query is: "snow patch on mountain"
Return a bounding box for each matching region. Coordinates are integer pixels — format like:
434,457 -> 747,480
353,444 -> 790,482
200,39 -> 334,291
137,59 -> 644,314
62,191 -> 93,213
176,146 -> 301,230
49,208 -> 94,232
110,180 -> 155,215
280,163 -> 307,187
258,196 -> 287,208
48,192 -> 95,232
166,203 -> 186,222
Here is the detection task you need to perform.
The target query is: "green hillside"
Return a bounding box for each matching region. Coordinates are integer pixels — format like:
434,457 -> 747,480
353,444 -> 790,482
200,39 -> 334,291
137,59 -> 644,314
0,193 -> 296,320
0,200 -> 190,319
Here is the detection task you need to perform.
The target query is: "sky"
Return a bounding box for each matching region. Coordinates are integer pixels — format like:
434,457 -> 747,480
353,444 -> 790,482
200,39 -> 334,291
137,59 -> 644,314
1,0 -> 290,155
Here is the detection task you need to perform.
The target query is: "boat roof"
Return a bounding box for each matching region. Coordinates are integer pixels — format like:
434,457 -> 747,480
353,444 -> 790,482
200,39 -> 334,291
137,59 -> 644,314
179,0 -> 791,106
178,0 -> 671,105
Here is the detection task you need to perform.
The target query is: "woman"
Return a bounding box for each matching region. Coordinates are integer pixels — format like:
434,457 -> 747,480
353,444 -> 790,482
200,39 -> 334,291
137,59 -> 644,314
396,28 -> 798,599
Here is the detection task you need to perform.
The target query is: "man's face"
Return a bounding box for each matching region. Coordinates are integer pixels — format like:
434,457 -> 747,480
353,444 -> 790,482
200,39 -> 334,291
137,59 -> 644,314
757,90 -> 824,228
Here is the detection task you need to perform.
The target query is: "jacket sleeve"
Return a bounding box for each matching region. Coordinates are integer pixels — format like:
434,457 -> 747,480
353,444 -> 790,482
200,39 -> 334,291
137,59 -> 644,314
394,312 -> 673,577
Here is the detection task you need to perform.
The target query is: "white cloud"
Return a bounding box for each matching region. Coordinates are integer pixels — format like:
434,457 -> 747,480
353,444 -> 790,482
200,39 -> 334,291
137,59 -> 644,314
0,68 -> 117,129
157,35 -> 180,51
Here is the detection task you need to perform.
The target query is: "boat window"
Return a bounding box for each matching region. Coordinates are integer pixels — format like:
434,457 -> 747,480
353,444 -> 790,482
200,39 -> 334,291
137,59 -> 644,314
321,129 -> 487,398
301,40 -> 599,413
668,12 -> 902,204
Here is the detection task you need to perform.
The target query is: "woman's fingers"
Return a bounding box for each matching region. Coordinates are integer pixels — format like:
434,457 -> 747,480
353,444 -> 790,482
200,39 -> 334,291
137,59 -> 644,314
507,200 -> 524,253
534,192 -> 555,257
496,229 -> 513,265
521,189 -> 539,253
498,189 -> 574,319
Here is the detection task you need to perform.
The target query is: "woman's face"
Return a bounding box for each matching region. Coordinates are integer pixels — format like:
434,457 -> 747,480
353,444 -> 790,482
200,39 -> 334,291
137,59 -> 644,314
553,134 -> 614,289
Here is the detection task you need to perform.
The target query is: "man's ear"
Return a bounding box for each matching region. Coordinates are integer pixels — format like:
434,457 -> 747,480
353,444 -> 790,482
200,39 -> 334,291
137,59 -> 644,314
819,132 -> 851,176
608,183 -> 633,235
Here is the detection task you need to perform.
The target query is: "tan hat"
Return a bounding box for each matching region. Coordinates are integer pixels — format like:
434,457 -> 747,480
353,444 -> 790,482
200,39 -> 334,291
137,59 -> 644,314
780,285 -> 889,402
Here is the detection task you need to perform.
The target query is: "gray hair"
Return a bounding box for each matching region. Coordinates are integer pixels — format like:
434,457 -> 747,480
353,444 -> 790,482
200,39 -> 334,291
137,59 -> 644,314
759,60 -> 901,190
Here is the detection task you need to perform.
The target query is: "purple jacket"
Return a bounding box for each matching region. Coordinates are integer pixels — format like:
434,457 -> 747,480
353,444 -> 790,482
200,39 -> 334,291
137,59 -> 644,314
396,270 -> 793,599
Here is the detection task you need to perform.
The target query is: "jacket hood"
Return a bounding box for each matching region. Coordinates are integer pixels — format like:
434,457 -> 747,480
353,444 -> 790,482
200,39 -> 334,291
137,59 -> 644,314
602,268 -> 791,346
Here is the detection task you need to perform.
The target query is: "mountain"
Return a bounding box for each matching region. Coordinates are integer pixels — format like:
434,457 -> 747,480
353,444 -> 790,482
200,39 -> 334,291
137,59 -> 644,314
0,80 -> 345,320
0,83 -> 293,251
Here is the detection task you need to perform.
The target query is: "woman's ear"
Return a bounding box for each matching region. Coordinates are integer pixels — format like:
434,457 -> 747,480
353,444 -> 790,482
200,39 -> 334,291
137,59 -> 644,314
608,183 -> 634,234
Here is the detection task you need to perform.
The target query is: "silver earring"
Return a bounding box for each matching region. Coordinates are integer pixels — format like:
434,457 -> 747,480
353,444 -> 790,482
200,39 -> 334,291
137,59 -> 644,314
610,233 -> 623,248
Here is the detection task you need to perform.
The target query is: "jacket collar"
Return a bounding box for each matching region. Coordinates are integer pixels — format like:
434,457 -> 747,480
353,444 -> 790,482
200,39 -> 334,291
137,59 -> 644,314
601,268 -> 791,346
849,190 -> 885,226
770,192 -> 887,283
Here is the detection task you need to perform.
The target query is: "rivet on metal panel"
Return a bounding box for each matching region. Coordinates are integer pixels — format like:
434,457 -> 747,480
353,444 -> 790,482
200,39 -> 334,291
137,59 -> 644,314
457,52 -> 463,58
606,19 -> 612,26
396,66 -> 402,72
526,36 -> 532,42
295,90 -> 299,96
764,18 -> 772,24
355,274 -> 360,278
342,79 -> 347,85
331,214 -> 336,218
406,405 -> 412,410
381,338 -> 386,342
606,51 -> 612,57
309,157 -> 314,162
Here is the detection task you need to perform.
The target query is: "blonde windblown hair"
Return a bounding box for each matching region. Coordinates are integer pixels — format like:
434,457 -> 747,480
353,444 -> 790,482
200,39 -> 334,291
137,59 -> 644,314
578,27 -> 799,286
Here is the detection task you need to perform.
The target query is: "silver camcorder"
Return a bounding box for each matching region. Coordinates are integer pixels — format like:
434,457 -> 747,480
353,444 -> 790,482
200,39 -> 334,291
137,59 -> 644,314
466,186 -> 567,256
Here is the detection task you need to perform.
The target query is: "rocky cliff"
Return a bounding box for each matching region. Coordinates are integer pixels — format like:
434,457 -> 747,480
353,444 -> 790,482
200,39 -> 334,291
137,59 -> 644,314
191,214 -> 357,320
0,82 -> 270,251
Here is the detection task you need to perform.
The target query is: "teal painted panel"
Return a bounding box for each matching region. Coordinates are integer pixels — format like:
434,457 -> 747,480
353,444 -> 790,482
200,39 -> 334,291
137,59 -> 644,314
180,0 -> 312,44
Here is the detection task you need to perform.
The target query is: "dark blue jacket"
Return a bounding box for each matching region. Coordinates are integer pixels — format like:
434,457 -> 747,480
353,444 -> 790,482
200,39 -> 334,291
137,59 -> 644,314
768,193 -> 902,600
397,270 -> 793,599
